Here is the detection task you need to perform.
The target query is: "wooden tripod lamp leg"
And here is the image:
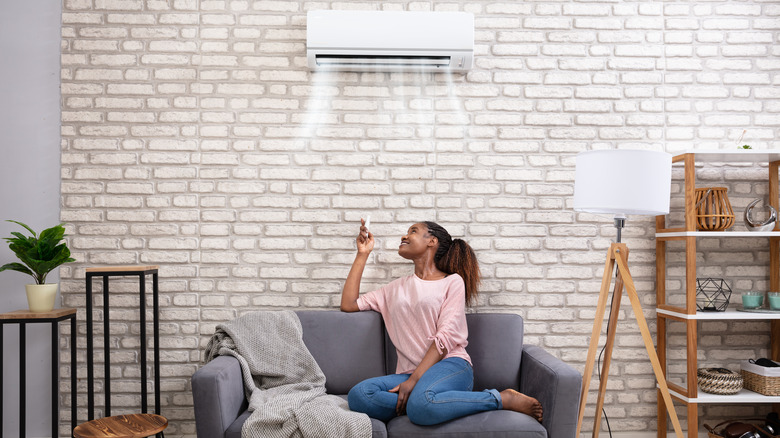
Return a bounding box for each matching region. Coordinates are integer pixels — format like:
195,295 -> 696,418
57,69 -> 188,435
592,270 -> 625,438
576,249 -> 619,437
614,248 -> 684,438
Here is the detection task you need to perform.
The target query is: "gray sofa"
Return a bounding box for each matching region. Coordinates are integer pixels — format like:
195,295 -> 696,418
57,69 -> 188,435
192,310 -> 581,438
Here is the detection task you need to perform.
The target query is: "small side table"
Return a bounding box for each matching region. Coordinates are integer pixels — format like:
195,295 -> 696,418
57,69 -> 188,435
0,308 -> 77,438
85,266 -> 160,421
73,413 -> 167,438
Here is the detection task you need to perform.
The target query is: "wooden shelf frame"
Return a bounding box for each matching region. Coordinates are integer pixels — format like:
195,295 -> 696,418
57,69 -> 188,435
655,151 -> 780,438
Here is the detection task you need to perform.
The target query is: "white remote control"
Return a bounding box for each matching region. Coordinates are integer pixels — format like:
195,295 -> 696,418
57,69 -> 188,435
364,215 -> 371,237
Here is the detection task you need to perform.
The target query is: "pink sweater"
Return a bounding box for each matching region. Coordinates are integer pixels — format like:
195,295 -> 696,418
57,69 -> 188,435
357,273 -> 471,374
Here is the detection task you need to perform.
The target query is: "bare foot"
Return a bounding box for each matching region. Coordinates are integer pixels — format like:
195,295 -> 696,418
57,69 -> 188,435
500,389 -> 543,422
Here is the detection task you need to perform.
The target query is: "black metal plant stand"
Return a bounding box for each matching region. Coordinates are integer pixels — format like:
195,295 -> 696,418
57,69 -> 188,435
0,308 -> 77,438
85,266 -> 161,421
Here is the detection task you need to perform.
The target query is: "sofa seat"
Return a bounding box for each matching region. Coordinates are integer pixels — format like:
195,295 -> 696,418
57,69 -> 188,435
225,407 -> 389,438
386,411 -> 547,438
193,310 -> 581,438
224,394 -> 543,438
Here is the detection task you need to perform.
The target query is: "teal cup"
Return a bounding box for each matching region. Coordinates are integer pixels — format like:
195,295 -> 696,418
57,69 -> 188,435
742,292 -> 764,309
769,292 -> 780,310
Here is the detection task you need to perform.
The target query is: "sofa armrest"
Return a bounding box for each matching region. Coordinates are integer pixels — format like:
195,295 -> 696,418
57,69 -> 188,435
192,355 -> 248,438
520,345 -> 582,438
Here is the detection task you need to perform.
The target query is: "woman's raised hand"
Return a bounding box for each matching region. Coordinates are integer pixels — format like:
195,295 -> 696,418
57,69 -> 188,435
357,218 -> 374,254
341,218 -> 372,312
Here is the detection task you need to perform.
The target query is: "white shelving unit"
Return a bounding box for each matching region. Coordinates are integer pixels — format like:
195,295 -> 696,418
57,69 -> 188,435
656,307 -> 780,321
655,150 -> 780,438
656,231 -> 780,238
663,387 -> 780,404
668,150 -> 780,163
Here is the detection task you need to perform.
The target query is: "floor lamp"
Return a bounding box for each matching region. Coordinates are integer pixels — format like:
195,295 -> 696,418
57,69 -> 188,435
573,149 -> 684,438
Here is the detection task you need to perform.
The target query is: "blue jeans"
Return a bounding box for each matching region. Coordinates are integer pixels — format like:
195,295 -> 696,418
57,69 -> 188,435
347,357 -> 503,426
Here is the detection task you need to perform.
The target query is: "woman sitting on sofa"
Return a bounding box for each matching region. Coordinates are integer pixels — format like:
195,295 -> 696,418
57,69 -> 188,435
340,220 -> 543,426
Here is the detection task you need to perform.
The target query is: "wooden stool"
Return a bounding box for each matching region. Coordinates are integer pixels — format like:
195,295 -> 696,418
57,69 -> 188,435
73,414 -> 167,438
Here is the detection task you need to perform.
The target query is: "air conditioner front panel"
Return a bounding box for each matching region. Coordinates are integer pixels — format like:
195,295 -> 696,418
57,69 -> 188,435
306,10 -> 474,72
307,10 -> 473,52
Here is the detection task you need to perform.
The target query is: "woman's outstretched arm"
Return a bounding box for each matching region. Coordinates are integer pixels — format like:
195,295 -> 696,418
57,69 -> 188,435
341,218 -> 373,312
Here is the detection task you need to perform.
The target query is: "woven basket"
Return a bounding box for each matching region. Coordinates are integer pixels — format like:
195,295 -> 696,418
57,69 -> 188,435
742,368 -> 780,396
695,187 -> 735,231
697,367 -> 743,395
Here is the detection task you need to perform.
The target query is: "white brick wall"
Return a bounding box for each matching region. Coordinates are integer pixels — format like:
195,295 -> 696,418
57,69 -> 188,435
59,1 -> 779,436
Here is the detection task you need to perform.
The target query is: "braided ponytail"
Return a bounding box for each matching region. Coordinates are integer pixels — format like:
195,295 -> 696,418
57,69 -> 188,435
423,221 -> 481,306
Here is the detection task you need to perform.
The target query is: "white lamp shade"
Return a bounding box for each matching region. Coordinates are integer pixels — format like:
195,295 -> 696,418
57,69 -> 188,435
574,149 -> 672,216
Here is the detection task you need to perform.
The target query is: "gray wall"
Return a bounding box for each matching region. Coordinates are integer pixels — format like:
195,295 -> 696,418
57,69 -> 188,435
0,0 -> 62,435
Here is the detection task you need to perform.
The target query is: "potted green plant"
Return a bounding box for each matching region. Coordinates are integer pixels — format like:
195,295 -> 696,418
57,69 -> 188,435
0,220 -> 76,312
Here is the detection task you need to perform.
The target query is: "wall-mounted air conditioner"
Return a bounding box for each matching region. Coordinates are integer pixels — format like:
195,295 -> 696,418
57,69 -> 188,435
306,10 -> 474,73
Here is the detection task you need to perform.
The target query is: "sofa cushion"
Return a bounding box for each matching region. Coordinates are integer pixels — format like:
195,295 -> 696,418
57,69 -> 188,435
370,418 -> 389,438
384,329 -> 398,375
383,313 -> 524,391
465,313 -> 523,392
297,310 -> 387,394
386,410 -> 546,438
336,394 -> 388,438
225,410 -> 250,438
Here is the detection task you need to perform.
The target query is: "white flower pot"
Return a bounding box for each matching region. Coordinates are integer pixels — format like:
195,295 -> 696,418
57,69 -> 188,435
25,283 -> 58,313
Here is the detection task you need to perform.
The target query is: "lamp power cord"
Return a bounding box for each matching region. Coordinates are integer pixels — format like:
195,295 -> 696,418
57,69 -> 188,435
596,267 -> 621,438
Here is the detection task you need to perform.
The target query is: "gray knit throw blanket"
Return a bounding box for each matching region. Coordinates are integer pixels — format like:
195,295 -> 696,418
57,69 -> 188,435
204,310 -> 372,438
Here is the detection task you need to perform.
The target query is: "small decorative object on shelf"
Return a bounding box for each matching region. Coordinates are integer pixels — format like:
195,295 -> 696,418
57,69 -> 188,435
695,187 -> 735,231
697,367 -> 743,395
735,129 -> 752,150
742,291 -> 765,309
770,292 -> 780,310
696,278 -> 732,312
744,198 -> 777,232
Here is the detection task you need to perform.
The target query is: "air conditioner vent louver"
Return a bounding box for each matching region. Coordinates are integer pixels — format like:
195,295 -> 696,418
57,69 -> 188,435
315,55 -> 451,68
306,10 -> 474,73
